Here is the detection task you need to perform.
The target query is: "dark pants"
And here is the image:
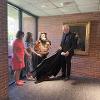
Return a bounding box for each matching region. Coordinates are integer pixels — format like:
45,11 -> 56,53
60,55 -> 72,77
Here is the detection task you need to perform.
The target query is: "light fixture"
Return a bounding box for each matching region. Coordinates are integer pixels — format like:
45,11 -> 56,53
60,3 -> 64,7
60,1 -> 73,7
63,1 -> 73,5
41,5 -> 46,8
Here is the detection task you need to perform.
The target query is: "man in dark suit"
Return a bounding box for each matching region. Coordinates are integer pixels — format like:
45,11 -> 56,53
59,24 -> 75,80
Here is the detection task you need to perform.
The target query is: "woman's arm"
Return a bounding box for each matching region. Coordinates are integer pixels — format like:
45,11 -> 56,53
24,49 -> 31,57
30,47 -> 42,57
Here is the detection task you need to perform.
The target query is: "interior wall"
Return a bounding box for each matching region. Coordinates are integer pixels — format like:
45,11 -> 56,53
23,16 -> 36,43
38,12 -> 100,79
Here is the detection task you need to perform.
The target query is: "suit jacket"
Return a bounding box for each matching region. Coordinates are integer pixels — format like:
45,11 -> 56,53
60,31 -> 75,55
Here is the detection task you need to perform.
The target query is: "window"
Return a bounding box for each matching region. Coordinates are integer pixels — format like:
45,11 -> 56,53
8,4 -> 19,83
22,13 -> 36,43
8,3 -> 38,84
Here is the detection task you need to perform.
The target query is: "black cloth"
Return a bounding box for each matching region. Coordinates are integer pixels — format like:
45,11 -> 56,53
32,53 -> 46,76
60,31 -> 75,77
32,50 -> 62,80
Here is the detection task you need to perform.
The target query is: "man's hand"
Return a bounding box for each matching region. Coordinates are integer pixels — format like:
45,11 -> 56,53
61,52 -> 66,56
65,51 -> 69,56
61,51 -> 69,56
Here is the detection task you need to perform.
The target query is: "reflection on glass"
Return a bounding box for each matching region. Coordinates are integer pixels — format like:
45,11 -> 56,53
22,13 -> 36,43
8,4 -> 19,84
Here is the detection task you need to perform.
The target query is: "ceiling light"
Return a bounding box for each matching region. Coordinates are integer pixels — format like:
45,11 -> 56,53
58,1 -> 73,8
41,5 -> 46,8
63,1 -> 73,6
60,3 -> 64,7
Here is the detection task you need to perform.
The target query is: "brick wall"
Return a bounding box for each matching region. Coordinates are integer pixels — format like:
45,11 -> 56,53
0,0 -> 8,99
38,12 -> 100,79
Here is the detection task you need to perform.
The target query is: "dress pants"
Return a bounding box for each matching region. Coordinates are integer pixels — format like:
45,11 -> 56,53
60,55 -> 72,77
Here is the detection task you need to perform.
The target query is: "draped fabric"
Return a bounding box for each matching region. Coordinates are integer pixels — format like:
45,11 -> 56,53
32,50 -> 62,80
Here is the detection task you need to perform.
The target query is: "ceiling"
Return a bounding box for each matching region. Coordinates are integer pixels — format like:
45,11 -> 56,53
8,0 -> 100,16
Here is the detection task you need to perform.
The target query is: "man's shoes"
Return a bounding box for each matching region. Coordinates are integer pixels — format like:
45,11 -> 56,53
64,76 -> 70,81
58,75 -> 66,79
59,75 -> 70,80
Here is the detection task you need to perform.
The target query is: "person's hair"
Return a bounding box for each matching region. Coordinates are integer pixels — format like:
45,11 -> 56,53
25,32 -> 33,42
16,31 -> 24,39
63,24 -> 70,29
39,32 -> 47,40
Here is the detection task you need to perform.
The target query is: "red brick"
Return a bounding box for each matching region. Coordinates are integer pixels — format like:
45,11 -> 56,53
0,0 -> 8,99
39,12 -> 100,79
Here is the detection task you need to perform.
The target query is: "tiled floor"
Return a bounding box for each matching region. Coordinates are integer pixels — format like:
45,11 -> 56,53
9,76 -> 100,100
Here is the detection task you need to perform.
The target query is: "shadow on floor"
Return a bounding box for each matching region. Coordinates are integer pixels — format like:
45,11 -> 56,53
34,75 -> 100,85
68,76 -> 100,85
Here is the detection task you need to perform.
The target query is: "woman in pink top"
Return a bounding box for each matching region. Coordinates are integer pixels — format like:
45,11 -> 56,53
12,31 -> 30,86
